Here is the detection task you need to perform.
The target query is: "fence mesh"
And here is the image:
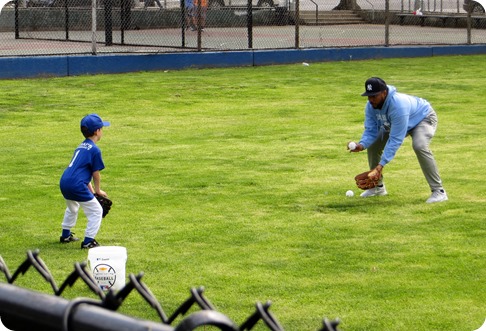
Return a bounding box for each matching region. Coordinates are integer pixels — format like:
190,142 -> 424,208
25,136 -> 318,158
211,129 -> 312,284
0,249 -> 341,331
0,0 -> 485,56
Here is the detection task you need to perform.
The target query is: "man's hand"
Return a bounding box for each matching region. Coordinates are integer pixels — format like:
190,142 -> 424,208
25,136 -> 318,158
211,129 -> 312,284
348,142 -> 364,153
368,165 -> 383,181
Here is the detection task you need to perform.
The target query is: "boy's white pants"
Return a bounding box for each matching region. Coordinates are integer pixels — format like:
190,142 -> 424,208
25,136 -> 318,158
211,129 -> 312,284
62,197 -> 102,239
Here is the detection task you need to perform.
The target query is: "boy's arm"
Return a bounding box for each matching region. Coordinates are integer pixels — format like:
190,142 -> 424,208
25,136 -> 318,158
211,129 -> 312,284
92,170 -> 107,197
88,182 -> 95,194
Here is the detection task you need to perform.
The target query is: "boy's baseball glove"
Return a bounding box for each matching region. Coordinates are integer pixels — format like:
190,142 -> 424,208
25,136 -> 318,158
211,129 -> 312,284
95,194 -> 113,218
354,171 -> 379,190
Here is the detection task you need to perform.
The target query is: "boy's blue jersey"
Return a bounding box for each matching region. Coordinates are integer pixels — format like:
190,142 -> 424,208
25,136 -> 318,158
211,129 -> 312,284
60,139 -> 105,201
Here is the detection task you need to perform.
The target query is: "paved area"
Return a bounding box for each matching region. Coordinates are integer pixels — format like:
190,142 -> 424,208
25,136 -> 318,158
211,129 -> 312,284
1,23 -> 485,57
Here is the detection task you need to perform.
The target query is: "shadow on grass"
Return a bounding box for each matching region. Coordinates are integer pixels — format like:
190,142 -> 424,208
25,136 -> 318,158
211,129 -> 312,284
316,196 -> 398,212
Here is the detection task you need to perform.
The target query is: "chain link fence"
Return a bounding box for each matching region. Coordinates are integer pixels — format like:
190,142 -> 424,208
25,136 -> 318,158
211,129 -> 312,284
0,249 -> 341,331
0,0 -> 485,56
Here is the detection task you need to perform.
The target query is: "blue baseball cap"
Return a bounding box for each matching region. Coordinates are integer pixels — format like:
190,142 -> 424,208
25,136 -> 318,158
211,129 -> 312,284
80,114 -> 110,133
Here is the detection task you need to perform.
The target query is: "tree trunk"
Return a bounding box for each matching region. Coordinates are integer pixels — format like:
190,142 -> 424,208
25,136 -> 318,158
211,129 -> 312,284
333,0 -> 360,10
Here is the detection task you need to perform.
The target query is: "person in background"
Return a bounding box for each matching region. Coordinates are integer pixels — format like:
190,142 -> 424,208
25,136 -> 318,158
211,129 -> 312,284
185,0 -> 196,31
194,0 -> 207,31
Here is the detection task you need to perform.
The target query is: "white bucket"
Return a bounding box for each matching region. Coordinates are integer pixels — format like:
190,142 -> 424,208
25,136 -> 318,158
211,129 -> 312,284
87,246 -> 127,292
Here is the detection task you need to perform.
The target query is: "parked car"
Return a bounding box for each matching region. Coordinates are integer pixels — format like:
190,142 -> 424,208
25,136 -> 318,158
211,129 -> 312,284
208,0 -> 279,9
463,0 -> 486,13
26,0 -> 55,7
26,0 -> 134,7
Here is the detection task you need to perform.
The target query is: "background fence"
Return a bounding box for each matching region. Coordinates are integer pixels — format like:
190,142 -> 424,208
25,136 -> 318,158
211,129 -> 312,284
0,0 -> 485,56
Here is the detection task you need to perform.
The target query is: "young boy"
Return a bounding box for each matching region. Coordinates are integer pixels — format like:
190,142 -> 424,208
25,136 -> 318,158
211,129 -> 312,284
59,114 -> 110,249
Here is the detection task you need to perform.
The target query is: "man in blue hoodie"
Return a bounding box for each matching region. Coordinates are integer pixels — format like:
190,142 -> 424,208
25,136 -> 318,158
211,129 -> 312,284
349,77 -> 447,203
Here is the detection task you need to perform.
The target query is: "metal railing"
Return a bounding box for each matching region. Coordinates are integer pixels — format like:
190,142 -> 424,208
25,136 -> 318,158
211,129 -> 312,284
0,249 -> 340,331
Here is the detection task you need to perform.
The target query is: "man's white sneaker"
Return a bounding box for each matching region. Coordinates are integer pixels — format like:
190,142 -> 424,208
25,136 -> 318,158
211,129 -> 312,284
360,185 -> 387,197
426,190 -> 448,203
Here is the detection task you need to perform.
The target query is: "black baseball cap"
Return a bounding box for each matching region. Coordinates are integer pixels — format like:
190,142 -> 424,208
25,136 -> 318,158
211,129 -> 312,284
361,77 -> 388,96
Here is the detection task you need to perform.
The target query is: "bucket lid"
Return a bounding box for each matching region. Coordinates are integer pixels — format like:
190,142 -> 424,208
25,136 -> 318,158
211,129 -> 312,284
88,246 -> 127,258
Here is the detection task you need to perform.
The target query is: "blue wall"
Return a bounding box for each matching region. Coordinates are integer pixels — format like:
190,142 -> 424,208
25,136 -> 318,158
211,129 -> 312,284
1,45 -> 486,79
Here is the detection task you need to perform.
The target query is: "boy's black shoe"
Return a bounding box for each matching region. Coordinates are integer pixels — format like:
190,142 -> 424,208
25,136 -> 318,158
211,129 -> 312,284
81,239 -> 100,249
60,233 -> 79,243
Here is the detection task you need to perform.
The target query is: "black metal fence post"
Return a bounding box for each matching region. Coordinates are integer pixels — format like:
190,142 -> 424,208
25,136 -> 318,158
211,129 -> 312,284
247,0 -> 253,49
121,0 -> 132,44
104,0 -> 113,46
385,0 -> 389,46
64,0 -> 69,40
14,0 -> 19,39
294,0 -> 299,48
466,5 -> 472,44
196,1 -> 201,50
181,0 -> 186,47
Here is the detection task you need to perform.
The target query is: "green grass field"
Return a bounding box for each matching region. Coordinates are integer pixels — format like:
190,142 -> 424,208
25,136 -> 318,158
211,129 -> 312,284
0,55 -> 485,331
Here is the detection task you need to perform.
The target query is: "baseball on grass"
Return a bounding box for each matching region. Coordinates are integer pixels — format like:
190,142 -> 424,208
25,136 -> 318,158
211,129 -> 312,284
348,141 -> 357,151
346,190 -> 354,197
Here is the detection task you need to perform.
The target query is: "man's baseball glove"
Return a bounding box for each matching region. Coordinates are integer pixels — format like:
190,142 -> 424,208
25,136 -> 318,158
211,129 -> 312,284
354,171 -> 379,190
95,194 -> 112,218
